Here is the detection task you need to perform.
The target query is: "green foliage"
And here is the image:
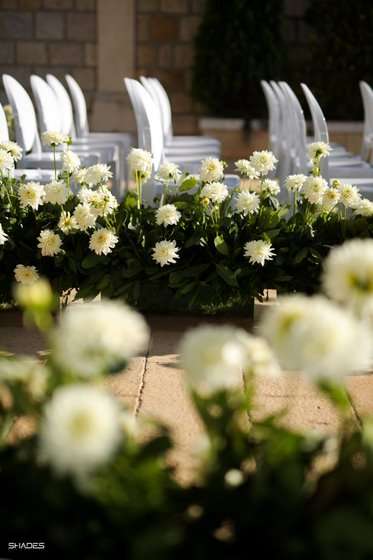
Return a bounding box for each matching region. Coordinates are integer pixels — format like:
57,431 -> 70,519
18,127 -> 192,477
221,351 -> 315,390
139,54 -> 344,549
305,0 -> 373,120
191,0 -> 284,119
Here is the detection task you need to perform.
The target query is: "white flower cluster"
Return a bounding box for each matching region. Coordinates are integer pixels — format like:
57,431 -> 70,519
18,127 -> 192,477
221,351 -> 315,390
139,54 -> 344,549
285,174 -> 307,193
249,150 -> 277,176
75,164 -> 113,187
235,159 -> 258,179
44,181 -> 70,205
89,228 -> 118,256
37,229 -> 62,257
308,141 -> 331,164
78,186 -> 118,217
62,150 -> 80,173
14,264 -> 39,285
155,161 -> 182,184
18,182 -> 45,210
0,140 -> 22,162
236,191 -> 260,216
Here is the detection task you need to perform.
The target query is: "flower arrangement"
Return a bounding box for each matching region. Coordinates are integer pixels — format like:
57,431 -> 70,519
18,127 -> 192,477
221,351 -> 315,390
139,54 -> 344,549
3,240 -> 373,557
1,137 -> 373,314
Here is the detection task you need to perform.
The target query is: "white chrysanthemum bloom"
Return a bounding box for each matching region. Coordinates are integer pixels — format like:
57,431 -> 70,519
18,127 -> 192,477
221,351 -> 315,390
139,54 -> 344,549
42,130 -> 69,147
155,161 -> 182,183
18,182 -> 45,210
73,203 -> 96,231
44,180 -> 70,205
39,385 -> 121,477
74,168 -> 88,185
84,164 -> 112,186
259,295 -> 371,380
58,211 -> 77,234
249,150 -> 277,176
51,300 -> 149,377
62,150 -> 80,173
236,191 -> 260,216
285,174 -> 307,192
340,184 -> 361,208
303,176 -> 328,204
200,158 -> 224,183
37,229 -> 62,257
321,188 -> 340,211
261,179 -> 280,196
0,223 -> 8,245
127,148 -> 153,180
322,239 -> 373,308
89,228 -> 118,256
200,182 -> 229,204
235,159 -> 258,179
354,199 -> 373,217
152,240 -> 179,267
244,240 -> 275,266
243,335 -> 281,378
0,148 -> 15,171
87,186 -> 118,217
179,325 -> 251,395
77,186 -> 94,204
0,140 -> 22,161
308,142 -> 331,162
155,204 -> 181,227
14,264 -> 39,285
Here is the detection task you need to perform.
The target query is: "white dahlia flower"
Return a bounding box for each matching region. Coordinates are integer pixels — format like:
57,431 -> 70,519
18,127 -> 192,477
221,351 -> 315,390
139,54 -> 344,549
155,204 -> 181,227
44,180 -> 70,205
340,184 -> 361,208
127,148 -> 153,180
200,182 -> 228,204
259,295 -> 371,380
303,176 -> 328,204
236,191 -> 260,216
73,203 -> 96,231
249,150 -> 277,176
285,174 -> 307,192
18,182 -> 45,210
37,229 -> 62,257
155,161 -> 182,183
58,211 -> 77,234
14,264 -> 39,285
200,157 -> 224,183
354,199 -> 373,217
39,385 -> 122,477
244,240 -> 275,266
50,300 -> 149,377
308,141 -> 331,162
84,164 -> 112,186
321,188 -> 340,211
0,140 -> 22,161
235,159 -> 258,179
42,130 -> 69,147
89,228 -> 118,256
152,240 -> 179,267
62,150 -> 80,173
261,179 -> 280,196
87,186 -> 118,217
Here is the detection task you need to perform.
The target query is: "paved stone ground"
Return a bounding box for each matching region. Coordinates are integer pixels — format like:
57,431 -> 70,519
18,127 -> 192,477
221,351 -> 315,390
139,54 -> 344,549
0,305 -> 372,479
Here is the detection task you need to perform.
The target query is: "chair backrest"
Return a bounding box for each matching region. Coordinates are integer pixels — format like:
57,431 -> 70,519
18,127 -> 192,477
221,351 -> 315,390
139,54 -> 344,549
65,74 -> 89,137
30,75 -> 61,136
280,81 -> 308,173
301,83 -> 329,143
2,74 -> 41,153
0,103 -> 10,141
46,73 -> 76,137
150,78 -> 173,141
124,78 -> 164,171
261,80 -> 280,157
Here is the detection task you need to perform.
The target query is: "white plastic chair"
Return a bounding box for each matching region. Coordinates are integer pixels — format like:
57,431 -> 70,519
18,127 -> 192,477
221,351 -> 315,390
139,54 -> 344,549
140,76 -> 220,158
0,101 -> 54,183
147,77 -> 221,153
3,74 -> 99,171
261,80 -> 281,158
30,74 -> 124,196
65,74 -> 132,148
359,81 -> 373,161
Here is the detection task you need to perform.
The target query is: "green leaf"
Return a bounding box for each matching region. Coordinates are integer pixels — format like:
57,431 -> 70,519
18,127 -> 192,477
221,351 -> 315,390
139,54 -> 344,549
179,176 -> 198,192
214,235 -> 229,256
216,264 -> 239,287
293,247 -> 308,264
81,254 -> 107,269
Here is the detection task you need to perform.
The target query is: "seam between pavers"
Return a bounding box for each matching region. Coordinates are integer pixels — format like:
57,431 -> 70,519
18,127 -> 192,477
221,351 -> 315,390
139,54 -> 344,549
347,390 -> 363,429
134,337 -> 152,417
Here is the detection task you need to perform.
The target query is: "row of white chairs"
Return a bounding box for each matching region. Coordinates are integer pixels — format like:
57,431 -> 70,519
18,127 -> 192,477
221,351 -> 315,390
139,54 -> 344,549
261,80 -> 373,200
1,74 -> 132,197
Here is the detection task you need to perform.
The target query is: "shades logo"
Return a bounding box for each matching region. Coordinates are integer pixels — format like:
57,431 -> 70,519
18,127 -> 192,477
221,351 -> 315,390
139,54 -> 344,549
8,542 -> 45,550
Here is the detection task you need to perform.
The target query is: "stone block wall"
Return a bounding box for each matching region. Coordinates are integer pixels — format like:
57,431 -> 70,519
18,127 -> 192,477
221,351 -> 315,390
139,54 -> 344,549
0,0 -> 97,122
